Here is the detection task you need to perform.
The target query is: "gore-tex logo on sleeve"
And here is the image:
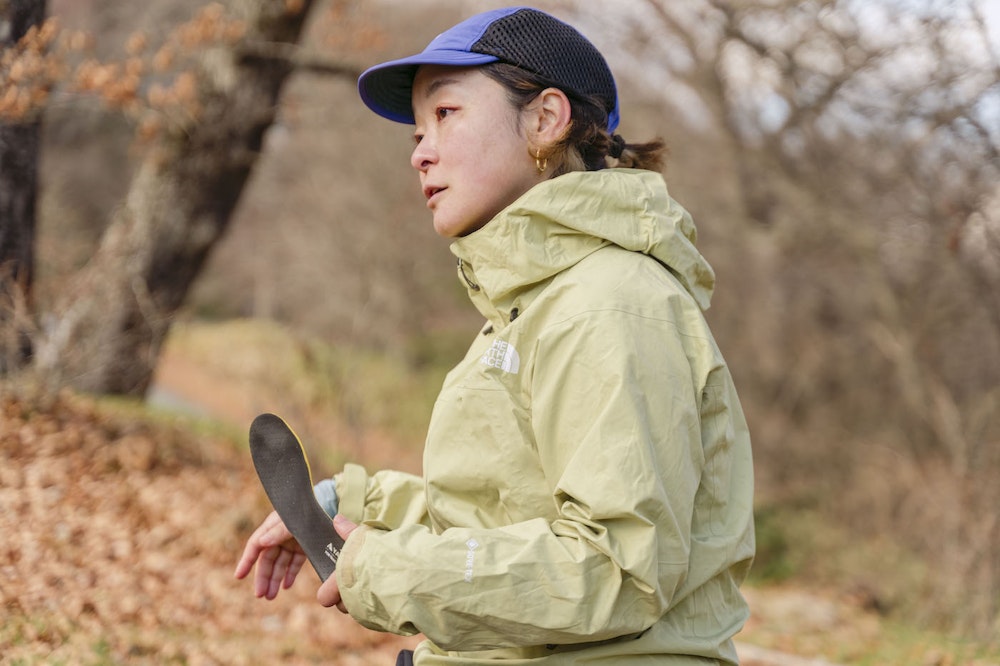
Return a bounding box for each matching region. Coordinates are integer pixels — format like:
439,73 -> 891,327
463,538 -> 480,582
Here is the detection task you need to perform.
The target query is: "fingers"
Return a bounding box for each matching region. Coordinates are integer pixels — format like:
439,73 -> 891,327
333,514 -> 358,539
316,517 -> 357,612
235,511 -> 304,600
255,542 -> 283,599
234,523 -> 268,580
254,547 -> 301,599
316,571 -> 342,609
234,511 -> 284,579
283,552 -> 306,589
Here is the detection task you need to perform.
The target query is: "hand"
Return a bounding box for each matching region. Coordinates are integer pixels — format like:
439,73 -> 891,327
234,510 -> 307,600
317,515 -> 359,613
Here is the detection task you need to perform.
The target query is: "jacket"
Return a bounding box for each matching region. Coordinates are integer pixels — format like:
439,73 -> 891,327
335,168 -> 755,664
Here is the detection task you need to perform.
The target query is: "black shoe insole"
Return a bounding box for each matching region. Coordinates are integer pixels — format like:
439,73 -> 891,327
249,413 -> 344,581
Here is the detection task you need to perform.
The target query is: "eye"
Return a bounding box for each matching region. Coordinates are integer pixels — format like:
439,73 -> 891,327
436,106 -> 455,120
413,133 -> 424,145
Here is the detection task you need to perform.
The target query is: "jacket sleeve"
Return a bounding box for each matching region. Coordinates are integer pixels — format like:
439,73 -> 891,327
337,308 -> 707,650
335,463 -> 431,531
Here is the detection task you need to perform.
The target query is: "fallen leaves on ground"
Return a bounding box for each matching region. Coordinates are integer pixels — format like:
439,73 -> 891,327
0,391 -> 418,665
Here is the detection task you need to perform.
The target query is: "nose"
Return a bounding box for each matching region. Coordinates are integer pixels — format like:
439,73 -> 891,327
411,137 -> 436,172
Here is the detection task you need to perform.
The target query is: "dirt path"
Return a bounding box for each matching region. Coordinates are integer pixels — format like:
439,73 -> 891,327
151,344 -> 424,477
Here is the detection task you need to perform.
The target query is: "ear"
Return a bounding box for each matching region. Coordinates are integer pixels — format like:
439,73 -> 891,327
526,87 -> 572,147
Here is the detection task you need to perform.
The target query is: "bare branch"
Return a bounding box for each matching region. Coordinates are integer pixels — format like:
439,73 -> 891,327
236,40 -> 362,78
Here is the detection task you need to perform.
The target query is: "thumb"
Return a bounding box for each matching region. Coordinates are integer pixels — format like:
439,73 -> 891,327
333,513 -> 358,540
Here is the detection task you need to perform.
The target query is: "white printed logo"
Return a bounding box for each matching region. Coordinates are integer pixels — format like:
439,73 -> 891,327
480,340 -> 520,374
325,542 -> 341,563
463,538 -> 480,583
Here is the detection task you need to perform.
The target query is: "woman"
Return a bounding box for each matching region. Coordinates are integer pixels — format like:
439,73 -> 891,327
236,7 -> 755,664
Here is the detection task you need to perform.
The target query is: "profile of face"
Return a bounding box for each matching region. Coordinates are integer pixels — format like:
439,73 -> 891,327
410,65 -> 558,238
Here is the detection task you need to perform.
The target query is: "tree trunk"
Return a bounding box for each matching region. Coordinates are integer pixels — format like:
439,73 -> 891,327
0,0 -> 46,373
34,0 -> 319,395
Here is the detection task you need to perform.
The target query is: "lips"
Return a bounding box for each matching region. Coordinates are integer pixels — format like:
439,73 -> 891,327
423,185 -> 446,208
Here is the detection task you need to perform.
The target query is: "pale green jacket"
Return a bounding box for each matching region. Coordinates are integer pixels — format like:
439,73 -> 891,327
335,169 -> 755,664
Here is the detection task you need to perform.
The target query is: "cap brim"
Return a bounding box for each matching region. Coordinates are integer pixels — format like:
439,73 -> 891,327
358,51 -> 499,125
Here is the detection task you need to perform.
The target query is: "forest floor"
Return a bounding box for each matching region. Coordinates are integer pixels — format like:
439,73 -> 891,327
1,336 -> 997,666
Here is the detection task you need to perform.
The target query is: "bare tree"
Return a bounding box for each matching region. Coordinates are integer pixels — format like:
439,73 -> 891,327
603,0 -> 1000,636
28,0 -> 365,395
0,0 -> 46,372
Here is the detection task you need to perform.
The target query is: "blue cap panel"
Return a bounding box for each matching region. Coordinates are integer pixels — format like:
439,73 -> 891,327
358,8 -> 527,124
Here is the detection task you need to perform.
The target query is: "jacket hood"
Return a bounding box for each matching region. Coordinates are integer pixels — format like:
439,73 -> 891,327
451,169 -> 715,322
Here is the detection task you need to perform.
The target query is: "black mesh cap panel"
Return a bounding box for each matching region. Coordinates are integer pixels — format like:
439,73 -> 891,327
470,9 -> 617,119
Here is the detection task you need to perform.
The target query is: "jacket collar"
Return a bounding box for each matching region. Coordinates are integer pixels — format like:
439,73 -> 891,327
450,169 -> 715,330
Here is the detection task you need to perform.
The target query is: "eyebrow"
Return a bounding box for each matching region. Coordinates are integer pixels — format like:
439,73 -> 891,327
421,77 -> 461,99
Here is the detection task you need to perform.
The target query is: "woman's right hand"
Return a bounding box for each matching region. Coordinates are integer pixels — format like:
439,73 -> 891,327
234,510 -> 308,599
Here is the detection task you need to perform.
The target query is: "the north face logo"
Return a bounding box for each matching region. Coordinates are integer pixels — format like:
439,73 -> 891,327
481,339 -> 520,374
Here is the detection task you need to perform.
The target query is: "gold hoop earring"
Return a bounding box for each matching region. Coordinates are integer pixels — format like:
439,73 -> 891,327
535,148 -> 548,174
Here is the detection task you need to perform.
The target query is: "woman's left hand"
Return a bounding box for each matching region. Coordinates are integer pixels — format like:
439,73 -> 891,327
235,510 -> 307,600
318,514 -> 359,613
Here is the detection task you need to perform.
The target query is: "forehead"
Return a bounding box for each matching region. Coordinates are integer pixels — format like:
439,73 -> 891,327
412,65 -> 493,101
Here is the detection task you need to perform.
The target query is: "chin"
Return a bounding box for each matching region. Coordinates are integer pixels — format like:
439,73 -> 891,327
432,219 -> 457,238
433,216 -> 476,238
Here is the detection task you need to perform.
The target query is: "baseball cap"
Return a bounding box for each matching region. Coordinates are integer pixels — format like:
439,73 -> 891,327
358,6 -> 620,131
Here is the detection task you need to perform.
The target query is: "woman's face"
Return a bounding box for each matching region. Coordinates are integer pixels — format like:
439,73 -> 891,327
410,65 -> 544,238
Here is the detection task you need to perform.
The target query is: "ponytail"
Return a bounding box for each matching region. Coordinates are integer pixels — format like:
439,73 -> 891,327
602,132 -> 666,172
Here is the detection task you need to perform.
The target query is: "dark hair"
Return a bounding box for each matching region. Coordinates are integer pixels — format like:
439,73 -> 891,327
480,62 -> 666,176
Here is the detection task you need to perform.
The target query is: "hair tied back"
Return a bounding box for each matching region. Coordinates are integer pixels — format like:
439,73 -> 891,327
609,134 -> 627,159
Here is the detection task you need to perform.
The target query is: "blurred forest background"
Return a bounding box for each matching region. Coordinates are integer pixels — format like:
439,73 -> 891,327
2,0 -> 999,660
